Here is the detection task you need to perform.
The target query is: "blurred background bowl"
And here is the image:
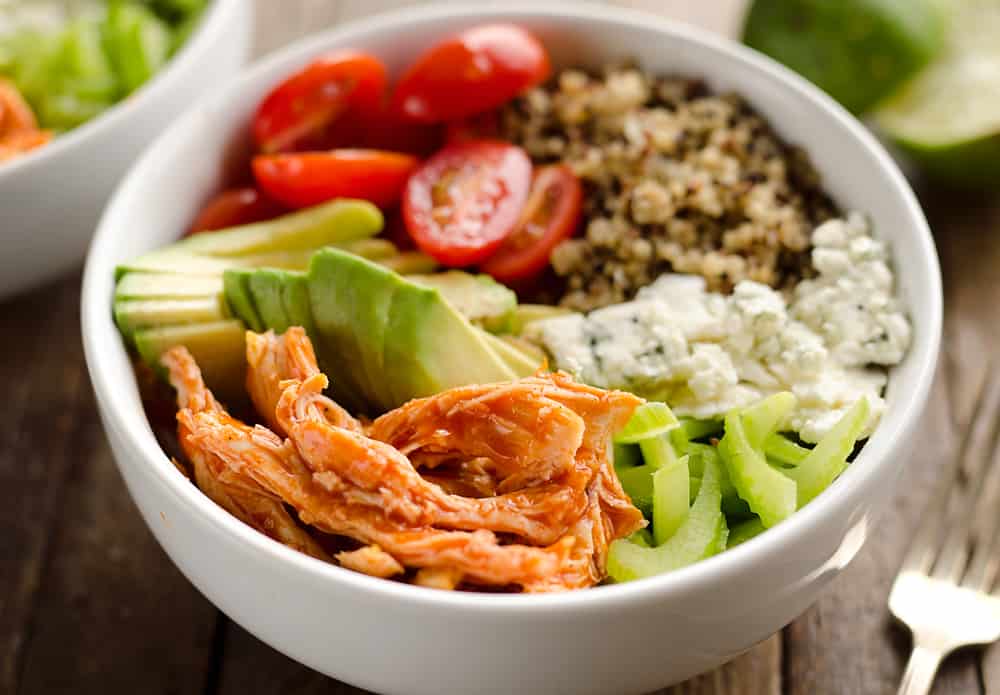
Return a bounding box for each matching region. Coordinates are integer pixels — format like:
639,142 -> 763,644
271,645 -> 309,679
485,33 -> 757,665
0,0 -> 252,301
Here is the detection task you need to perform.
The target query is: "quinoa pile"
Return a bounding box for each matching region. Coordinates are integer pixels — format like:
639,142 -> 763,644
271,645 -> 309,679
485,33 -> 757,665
501,65 -> 838,311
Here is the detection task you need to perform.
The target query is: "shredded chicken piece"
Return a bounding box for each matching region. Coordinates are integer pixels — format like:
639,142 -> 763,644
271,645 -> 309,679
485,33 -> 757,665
336,545 -> 404,579
162,346 -> 330,562
166,329 -> 646,592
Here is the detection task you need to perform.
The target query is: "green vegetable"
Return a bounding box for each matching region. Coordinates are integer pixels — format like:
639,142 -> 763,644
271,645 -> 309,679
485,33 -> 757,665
784,398 -> 870,507
652,455 -> 691,545
727,517 -> 766,549
742,0 -> 945,114
718,408 -> 797,529
617,464 -> 654,519
607,452 -> 727,582
613,442 -> 642,470
688,442 -> 752,520
764,433 -> 811,467
679,417 -> 723,442
614,402 -> 680,444
741,392 -> 797,448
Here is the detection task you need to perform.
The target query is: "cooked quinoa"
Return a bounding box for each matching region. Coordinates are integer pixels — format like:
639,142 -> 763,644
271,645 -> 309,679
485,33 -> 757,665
501,65 -> 838,310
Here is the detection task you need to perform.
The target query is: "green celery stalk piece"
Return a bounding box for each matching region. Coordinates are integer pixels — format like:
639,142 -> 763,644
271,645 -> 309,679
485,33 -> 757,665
764,433 -> 811,467
613,402 -> 680,444
718,411 -> 797,529
784,398 -> 870,507
613,442 -> 642,470
617,465 -> 654,519
689,442 -> 752,520
727,517 -> 766,549
740,391 -> 797,448
652,454 -> 691,545
638,432 -> 681,471
607,452 -> 727,582
680,417 -> 724,441
628,528 -> 654,548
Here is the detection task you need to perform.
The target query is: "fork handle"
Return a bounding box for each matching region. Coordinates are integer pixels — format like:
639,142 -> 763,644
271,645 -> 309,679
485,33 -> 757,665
897,645 -> 946,695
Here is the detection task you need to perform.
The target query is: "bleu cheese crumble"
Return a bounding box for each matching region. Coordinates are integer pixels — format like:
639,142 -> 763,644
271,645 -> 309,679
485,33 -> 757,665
524,213 -> 910,442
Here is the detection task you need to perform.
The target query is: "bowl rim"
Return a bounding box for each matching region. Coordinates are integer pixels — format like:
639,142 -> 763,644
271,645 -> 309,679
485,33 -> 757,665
82,0 -> 942,613
0,0 -> 238,182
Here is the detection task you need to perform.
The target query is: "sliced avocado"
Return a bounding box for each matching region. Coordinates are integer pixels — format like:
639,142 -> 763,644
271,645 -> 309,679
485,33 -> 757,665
406,271 -> 517,333
222,270 -> 263,332
134,320 -> 246,399
115,272 -> 223,299
119,250 -> 233,277
248,270 -> 294,334
511,304 -> 574,334
383,251 -> 438,274
115,296 -> 228,339
279,272 -> 319,342
481,331 -> 544,376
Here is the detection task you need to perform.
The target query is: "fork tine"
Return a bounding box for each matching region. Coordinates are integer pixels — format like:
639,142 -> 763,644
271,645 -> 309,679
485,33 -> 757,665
930,370 -> 1000,583
899,368 -> 996,575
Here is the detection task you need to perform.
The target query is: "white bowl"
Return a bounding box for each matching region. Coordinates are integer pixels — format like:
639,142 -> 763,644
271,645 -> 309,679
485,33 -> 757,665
81,4 -> 942,694
0,0 -> 252,300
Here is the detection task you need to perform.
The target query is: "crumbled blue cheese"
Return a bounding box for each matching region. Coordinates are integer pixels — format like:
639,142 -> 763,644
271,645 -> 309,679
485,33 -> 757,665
525,213 -> 910,442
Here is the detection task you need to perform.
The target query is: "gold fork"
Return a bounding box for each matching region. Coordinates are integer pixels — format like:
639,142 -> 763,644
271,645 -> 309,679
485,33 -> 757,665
890,369 -> 1000,695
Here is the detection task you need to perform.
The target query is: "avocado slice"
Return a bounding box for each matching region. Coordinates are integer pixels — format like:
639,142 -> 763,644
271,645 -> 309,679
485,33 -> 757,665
406,271 -> 517,333
382,251 -> 438,275
115,296 -> 228,339
279,272 -> 319,341
115,272 -> 223,299
247,269 -> 294,334
481,331 -> 544,375
222,270 -> 264,333
510,304 -> 574,334
133,320 -> 247,399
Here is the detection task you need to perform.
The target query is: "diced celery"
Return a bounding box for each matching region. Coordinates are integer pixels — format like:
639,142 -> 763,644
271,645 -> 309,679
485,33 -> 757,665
688,442 -> 749,519
613,442 -> 642,470
718,411 -> 797,528
613,402 -> 680,444
741,392 -> 797,448
617,464 -> 654,519
764,433 -> 811,467
680,417 -> 724,442
727,517 -> 766,549
652,455 -> 690,545
607,453 -> 727,582
628,528 -> 654,548
638,432 -> 681,471
784,398 -> 870,507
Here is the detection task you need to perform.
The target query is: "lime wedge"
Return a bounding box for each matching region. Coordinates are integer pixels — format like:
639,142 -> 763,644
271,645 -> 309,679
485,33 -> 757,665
874,0 -> 1000,186
742,0 -> 945,114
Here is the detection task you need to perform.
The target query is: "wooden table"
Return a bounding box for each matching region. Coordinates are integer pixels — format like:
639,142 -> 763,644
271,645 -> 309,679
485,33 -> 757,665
2,1 -> 998,693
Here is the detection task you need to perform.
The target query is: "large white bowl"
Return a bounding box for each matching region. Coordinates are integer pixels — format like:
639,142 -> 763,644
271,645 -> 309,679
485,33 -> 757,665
0,0 -> 252,300
81,4 -> 942,694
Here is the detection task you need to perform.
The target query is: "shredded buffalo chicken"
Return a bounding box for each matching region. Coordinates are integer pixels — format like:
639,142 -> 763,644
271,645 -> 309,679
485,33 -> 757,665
162,327 -> 645,592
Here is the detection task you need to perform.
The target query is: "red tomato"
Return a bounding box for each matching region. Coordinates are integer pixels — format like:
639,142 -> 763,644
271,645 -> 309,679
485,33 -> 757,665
391,24 -> 550,123
402,140 -> 532,266
253,51 -> 387,153
364,105 -> 444,157
254,150 -> 420,209
444,110 -> 500,144
186,187 -> 288,236
480,164 -> 583,282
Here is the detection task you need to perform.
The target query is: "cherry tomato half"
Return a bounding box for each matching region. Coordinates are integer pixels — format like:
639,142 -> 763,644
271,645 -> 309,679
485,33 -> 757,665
253,149 -> 420,209
253,51 -> 387,153
444,110 -> 500,144
364,104 -> 444,157
402,140 -> 532,266
186,187 -> 288,236
480,164 -> 583,282
391,24 -> 550,123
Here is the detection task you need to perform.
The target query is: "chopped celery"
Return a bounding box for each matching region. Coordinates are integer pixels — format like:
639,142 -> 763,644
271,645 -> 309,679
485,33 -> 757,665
764,433 -> 811,467
628,528 -> 654,548
607,453 -> 727,582
680,417 -> 724,442
612,442 -> 642,470
718,411 -> 797,528
652,455 -> 690,545
617,465 -> 654,519
741,391 -> 797,448
727,517 -> 766,548
784,398 -> 870,507
688,442 -> 749,519
613,402 -> 680,444
638,432 -> 681,470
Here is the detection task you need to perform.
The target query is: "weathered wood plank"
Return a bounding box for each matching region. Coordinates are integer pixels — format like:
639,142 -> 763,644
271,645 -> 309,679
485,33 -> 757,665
15,381 -> 220,694
0,277 -> 100,693
985,646 -> 999,693
661,635 -> 782,695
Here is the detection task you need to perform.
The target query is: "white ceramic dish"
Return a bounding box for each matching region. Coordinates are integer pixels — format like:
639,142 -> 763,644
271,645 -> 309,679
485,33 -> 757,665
0,0 -> 252,301
81,4 -> 942,694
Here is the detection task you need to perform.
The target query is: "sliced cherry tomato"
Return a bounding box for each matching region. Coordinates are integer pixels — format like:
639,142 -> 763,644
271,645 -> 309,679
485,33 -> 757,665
444,110 -> 500,144
391,24 -> 550,123
186,187 -> 288,236
253,51 -> 387,153
480,164 -> 583,282
253,149 -> 420,209
402,140 -> 532,266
